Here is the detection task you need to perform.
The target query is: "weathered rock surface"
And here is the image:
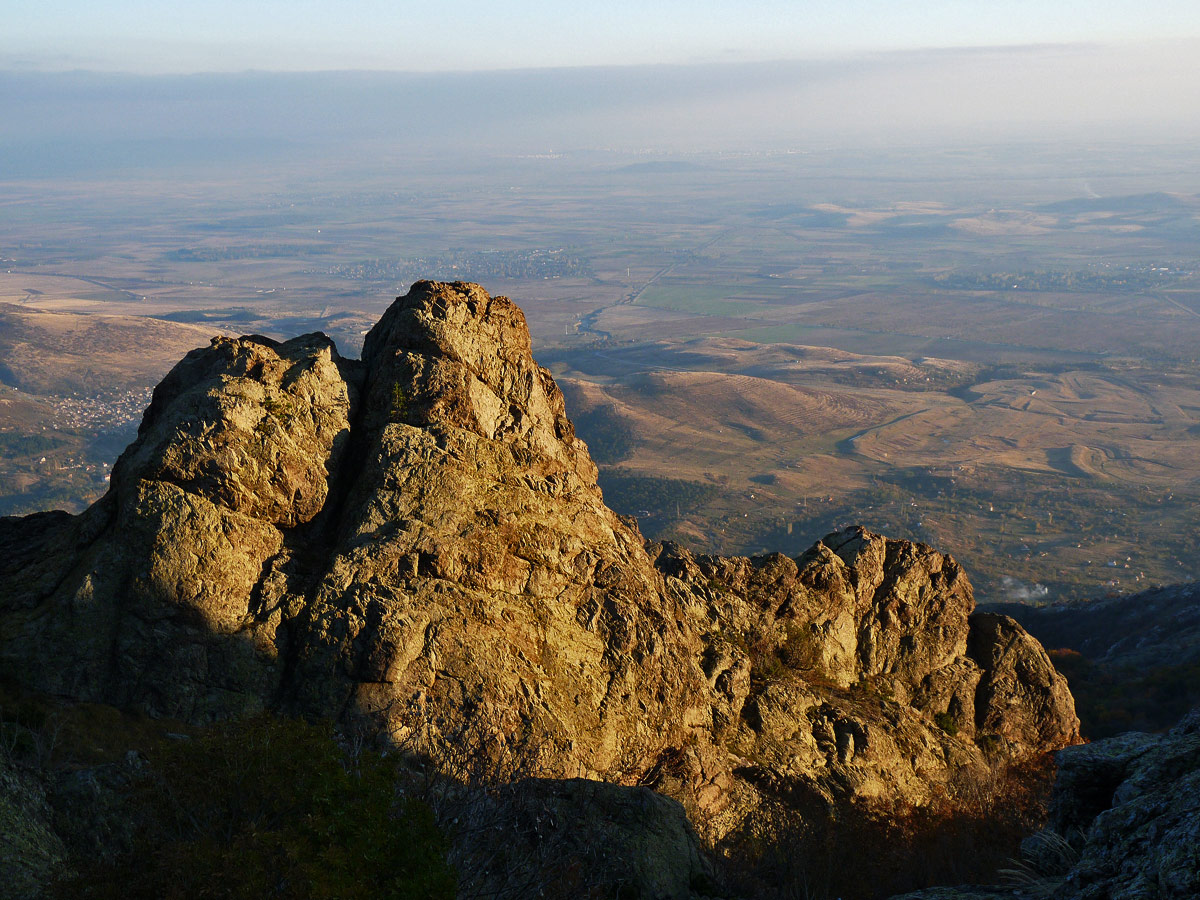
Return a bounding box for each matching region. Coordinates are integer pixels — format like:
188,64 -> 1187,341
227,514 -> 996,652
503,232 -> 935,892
652,531 -> 1077,830
0,759 -> 66,900
1043,709 -> 1200,899
0,281 -> 1079,851
889,888 -> 1012,900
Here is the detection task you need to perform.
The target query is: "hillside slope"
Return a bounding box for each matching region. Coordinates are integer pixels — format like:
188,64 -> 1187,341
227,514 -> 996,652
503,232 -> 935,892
0,303 -> 222,515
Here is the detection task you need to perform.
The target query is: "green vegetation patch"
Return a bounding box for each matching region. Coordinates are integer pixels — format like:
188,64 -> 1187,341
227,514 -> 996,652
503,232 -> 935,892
932,268 -> 1188,293
0,432 -> 67,458
598,469 -> 720,519
1048,649 -> 1200,739
571,404 -> 639,464
49,716 -> 455,900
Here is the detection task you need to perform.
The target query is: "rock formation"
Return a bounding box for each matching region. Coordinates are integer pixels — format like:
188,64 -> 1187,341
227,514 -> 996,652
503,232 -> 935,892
1037,709 -> 1200,899
0,281 -> 1079,849
0,758 -> 66,898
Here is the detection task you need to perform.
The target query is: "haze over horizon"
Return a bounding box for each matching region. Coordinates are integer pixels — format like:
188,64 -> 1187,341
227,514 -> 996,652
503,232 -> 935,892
3,42 -> 1199,182
5,1 -> 1200,175
6,0 -> 1200,73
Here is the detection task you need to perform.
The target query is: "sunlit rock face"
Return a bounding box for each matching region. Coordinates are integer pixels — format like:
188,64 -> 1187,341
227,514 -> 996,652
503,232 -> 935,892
0,280 -> 1078,839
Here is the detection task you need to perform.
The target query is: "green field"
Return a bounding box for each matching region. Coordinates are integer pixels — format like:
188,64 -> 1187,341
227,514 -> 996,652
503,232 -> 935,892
636,284 -> 756,316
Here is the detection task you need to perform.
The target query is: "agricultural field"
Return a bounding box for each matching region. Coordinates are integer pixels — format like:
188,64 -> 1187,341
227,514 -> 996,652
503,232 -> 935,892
2,143 -> 1199,602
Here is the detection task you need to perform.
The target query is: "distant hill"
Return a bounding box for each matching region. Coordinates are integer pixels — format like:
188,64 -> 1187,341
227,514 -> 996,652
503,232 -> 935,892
996,583 -> 1200,669
0,304 -> 221,515
1037,191 -> 1199,215
0,303 -> 219,395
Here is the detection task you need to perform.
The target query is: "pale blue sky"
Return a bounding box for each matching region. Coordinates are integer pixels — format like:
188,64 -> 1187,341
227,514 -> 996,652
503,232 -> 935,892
5,0 -> 1200,72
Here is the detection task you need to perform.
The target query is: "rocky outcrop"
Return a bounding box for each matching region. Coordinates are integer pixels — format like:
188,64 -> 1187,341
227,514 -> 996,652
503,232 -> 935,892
0,281 -> 1078,848
0,331 -> 359,719
968,612 -> 1080,755
1039,709 -> 1200,899
653,532 -> 1077,826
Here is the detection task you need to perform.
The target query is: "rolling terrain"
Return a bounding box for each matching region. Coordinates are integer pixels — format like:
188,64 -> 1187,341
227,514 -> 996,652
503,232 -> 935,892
550,336 -> 1200,604
2,150 -> 1199,602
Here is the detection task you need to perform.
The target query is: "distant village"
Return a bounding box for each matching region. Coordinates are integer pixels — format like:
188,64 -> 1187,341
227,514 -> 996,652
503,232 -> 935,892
46,388 -> 152,432
322,248 -> 592,283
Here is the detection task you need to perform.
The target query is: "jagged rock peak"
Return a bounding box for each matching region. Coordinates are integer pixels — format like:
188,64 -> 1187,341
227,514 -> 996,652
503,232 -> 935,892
110,329 -> 355,528
0,282 -> 1079,850
358,281 -> 589,475
363,280 -> 534,370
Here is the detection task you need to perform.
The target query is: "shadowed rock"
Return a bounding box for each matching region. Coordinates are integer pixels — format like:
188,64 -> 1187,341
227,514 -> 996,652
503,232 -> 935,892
892,708 -> 1200,900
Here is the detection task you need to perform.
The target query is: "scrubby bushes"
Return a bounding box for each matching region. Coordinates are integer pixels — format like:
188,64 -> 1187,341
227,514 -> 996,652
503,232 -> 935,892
48,716 -> 455,900
597,469 -> 719,518
571,405 -> 639,464
1048,648 -> 1200,738
715,755 -> 1055,900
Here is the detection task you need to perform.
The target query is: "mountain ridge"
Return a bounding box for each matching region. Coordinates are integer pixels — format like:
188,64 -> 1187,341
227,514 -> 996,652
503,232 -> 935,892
0,281 -> 1079,888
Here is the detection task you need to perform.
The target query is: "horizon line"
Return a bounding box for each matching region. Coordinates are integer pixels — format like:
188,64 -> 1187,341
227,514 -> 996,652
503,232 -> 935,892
3,37 -> 1189,79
